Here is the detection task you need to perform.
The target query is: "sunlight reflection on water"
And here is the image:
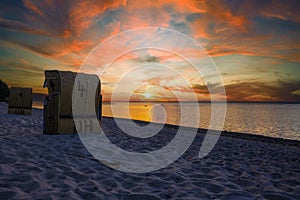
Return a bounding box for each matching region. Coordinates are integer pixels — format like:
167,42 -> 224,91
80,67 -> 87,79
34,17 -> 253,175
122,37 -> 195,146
103,102 -> 300,141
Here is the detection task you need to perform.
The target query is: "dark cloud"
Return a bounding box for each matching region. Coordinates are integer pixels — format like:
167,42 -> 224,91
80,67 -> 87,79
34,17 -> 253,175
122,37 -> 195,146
186,13 -> 202,22
0,0 -> 71,38
170,20 -> 191,35
192,80 -> 300,102
135,55 -> 160,63
192,82 -> 220,94
224,80 -> 300,102
0,18 -> 55,37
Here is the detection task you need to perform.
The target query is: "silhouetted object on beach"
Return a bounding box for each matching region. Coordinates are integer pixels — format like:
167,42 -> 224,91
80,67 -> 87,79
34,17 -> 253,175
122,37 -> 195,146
43,70 -> 102,134
0,79 -> 10,101
8,87 -> 32,115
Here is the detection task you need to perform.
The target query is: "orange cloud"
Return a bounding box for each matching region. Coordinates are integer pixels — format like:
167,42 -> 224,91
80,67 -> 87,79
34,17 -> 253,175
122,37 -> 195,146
124,0 -> 205,13
205,0 -> 248,31
23,0 -> 44,16
70,40 -> 93,53
68,0 -> 125,36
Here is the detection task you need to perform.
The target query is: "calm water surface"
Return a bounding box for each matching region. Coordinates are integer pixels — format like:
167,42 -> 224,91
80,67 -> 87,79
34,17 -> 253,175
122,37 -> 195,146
103,102 -> 300,141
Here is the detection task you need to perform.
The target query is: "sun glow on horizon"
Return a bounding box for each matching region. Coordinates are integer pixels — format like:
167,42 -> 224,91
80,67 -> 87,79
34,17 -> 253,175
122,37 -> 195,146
144,93 -> 152,99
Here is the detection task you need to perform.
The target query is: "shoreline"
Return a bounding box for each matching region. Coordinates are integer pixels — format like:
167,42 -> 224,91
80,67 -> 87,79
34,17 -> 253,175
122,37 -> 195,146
9,103 -> 300,147
102,116 -> 300,146
32,101 -> 300,142
29,104 -> 300,145
30,102 -> 300,144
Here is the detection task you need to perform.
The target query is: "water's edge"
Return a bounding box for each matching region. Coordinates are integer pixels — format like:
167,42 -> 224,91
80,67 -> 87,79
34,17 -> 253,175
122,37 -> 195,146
103,116 -> 300,146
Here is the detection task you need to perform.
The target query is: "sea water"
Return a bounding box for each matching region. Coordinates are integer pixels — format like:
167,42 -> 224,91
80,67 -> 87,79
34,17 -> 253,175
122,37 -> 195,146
103,102 -> 300,141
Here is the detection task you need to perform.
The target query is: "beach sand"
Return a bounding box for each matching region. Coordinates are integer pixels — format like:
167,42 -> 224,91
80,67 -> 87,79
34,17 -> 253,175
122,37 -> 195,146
0,102 -> 299,199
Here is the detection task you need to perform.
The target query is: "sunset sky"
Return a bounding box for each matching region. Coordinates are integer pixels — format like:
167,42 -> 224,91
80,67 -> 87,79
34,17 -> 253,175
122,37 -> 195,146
0,0 -> 299,102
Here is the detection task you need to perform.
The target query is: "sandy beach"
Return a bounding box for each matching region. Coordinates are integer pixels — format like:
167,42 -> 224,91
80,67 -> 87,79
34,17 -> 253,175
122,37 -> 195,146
0,102 -> 299,199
